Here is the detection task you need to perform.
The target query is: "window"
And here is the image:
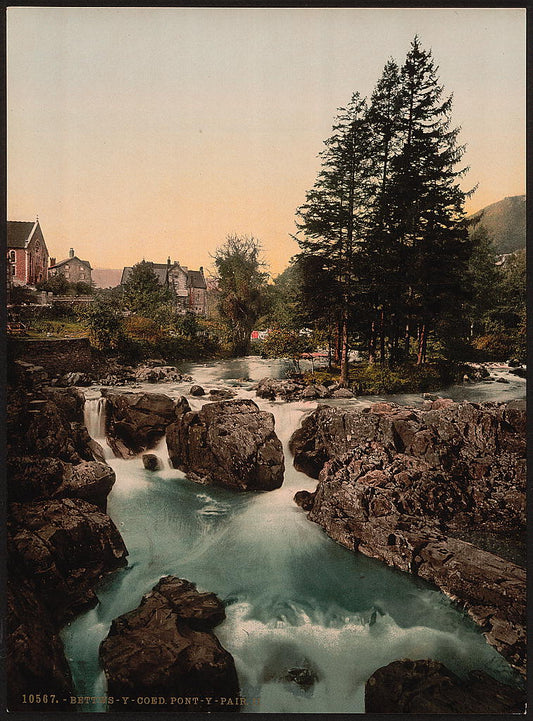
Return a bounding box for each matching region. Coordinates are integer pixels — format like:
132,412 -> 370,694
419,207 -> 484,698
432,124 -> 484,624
11,265 -> 15,275
9,251 -> 15,262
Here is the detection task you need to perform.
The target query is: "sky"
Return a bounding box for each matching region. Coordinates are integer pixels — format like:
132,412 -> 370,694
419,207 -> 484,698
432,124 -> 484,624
7,7 -> 526,276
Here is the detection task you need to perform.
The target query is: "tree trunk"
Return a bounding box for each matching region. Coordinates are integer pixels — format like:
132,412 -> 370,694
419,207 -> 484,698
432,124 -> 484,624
404,322 -> 410,358
334,321 -> 342,365
379,311 -> 386,362
368,320 -> 376,365
340,310 -> 349,386
417,324 -> 427,365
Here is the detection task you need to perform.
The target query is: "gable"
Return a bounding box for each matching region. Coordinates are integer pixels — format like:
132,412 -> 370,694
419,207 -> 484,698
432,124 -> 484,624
51,256 -> 91,270
7,221 -> 36,249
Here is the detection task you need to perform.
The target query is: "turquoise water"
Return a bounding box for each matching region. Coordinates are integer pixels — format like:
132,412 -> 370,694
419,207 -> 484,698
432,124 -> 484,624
61,358 -> 525,713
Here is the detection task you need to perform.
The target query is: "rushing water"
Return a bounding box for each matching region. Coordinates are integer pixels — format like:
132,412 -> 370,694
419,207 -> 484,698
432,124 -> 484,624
62,358 -> 526,713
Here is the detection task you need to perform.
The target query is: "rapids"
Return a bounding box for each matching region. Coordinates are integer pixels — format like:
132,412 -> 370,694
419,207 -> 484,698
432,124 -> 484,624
61,358 -> 525,713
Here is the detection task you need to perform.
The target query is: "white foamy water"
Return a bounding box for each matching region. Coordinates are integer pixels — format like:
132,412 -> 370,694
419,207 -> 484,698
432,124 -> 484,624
62,358 -> 525,712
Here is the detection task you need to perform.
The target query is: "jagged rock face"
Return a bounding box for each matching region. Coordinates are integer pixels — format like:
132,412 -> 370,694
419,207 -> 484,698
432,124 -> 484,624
291,400 -> 526,536
166,399 -> 284,491
7,457 -> 115,511
7,574 -> 73,712
100,576 -> 239,712
293,400 -> 526,675
103,391 -> 179,457
8,498 -> 128,623
41,386 -> 86,424
365,659 -> 525,713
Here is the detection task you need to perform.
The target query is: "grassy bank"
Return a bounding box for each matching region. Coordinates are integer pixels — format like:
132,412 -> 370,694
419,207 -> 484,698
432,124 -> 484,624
303,361 -> 478,395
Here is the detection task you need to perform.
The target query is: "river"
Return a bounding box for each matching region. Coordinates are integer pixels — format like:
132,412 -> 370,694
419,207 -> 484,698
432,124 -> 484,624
61,358 -> 526,713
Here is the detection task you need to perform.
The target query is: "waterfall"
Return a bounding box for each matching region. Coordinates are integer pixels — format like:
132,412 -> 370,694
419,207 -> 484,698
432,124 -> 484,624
84,397 -> 112,458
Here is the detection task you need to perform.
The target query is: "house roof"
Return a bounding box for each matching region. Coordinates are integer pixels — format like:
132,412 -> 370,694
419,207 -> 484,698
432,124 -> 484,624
50,256 -> 92,270
7,221 -> 37,249
187,270 -> 206,289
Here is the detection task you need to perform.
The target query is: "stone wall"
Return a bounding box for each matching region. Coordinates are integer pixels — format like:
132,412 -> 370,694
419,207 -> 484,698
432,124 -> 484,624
8,338 -> 95,375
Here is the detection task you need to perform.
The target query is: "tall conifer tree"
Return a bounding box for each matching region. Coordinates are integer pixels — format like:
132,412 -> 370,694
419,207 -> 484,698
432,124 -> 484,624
294,93 -> 371,384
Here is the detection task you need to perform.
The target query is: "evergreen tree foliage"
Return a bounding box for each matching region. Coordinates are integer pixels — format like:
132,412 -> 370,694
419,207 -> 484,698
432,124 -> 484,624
294,92 -> 372,383
295,37 -> 474,370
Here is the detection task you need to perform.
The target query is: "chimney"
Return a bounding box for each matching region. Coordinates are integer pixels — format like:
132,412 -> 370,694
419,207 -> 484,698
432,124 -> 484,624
49,257 -> 56,267
199,266 -> 204,275
69,248 -> 75,258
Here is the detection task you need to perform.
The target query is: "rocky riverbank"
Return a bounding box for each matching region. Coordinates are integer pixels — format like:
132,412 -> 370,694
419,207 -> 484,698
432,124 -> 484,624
291,399 -> 526,680
6,361 -> 128,711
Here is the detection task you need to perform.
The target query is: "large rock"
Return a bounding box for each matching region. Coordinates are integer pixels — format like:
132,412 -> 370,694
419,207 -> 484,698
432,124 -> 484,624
293,400 -> 526,674
166,399 -> 284,491
102,391 -> 179,457
42,386 -> 86,424
7,573 -> 73,712
134,365 -> 185,383
290,400 -> 526,536
7,457 -> 115,510
100,576 -> 239,712
254,377 -> 337,402
365,659 -> 524,713
8,498 -> 128,623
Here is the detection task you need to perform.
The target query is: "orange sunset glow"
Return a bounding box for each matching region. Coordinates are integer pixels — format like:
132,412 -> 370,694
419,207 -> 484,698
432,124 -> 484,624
7,7 -> 525,277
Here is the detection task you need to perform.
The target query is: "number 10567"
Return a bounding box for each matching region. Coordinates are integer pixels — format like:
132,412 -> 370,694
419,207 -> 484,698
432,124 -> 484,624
21,694 -> 56,704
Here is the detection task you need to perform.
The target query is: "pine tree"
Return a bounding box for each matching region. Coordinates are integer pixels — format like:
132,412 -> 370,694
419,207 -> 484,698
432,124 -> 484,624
387,36 -> 472,364
364,59 -> 403,363
294,93 -> 372,384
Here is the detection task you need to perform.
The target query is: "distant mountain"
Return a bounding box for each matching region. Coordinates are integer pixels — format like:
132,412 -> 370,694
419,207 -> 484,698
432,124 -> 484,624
468,195 -> 526,254
92,268 -> 123,288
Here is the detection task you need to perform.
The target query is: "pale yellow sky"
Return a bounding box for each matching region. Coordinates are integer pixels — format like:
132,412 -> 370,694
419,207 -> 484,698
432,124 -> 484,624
7,7 -> 526,276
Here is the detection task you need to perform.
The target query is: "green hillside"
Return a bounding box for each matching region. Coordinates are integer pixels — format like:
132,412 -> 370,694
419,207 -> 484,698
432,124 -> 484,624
468,195 -> 526,254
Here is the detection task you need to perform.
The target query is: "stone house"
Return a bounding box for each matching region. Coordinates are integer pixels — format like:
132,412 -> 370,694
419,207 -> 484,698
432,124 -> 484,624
7,219 -> 49,286
120,259 -> 207,315
48,249 -> 93,285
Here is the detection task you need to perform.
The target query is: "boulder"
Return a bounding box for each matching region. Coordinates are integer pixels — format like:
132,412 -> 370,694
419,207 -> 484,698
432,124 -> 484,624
190,384 -> 205,396
134,365 -> 184,383
99,576 -> 239,712
166,399 -> 284,491
509,367 -> 526,378
102,391 -> 179,457
209,388 -> 237,399
254,377 -> 314,401
332,387 -> 354,398
8,498 -> 128,623
60,371 -> 93,387
293,490 -> 315,511
143,453 -> 163,471
365,659 -> 525,713
65,461 -> 116,511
